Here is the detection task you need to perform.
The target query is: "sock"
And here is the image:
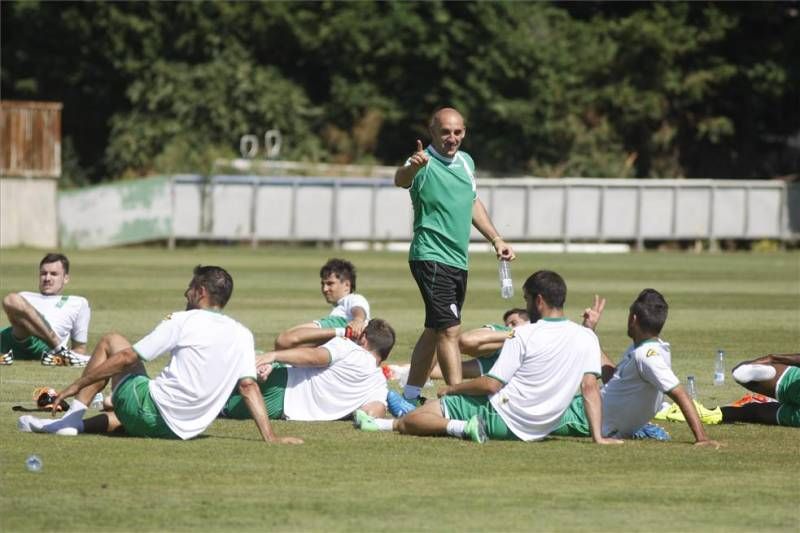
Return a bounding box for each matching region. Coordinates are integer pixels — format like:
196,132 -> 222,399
70,399 -> 88,413
403,385 -> 422,401
732,364 -> 776,383
374,418 -> 395,431
45,401 -> 87,434
446,420 -> 467,438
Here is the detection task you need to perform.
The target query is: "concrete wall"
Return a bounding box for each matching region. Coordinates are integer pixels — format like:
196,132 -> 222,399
58,176 -> 172,249
0,176 -> 58,248
56,175 -> 799,249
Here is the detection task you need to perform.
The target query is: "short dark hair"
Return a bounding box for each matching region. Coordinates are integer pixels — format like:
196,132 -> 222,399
39,253 -> 70,274
522,270 -> 567,309
191,265 -> 234,308
363,318 -> 396,362
630,289 -> 668,335
320,258 -> 357,292
503,308 -> 529,322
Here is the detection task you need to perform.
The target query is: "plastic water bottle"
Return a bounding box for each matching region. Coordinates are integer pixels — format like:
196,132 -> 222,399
714,349 -> 725,386
686,375 -> 697,399
25,454 -> 43,473
91,392 -> 104,410
498,260 -> 514,299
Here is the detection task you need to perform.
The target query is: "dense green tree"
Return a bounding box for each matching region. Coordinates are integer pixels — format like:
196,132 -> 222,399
2,1 -> 797,181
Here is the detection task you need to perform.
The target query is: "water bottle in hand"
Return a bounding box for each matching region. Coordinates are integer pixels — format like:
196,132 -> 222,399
498,260 -> 514,299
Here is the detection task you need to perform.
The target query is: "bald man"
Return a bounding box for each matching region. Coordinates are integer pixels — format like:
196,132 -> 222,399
394,107 -> 515,406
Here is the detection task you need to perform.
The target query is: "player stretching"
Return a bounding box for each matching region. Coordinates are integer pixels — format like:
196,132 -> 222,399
19,265 -> 302,444
669,353 -> 800,428
222,319 -> 396,422
1,253 -> 91,366
275,258 -> 370,349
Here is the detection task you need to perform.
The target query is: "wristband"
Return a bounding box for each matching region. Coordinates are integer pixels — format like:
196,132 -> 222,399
334,327 -> 346,337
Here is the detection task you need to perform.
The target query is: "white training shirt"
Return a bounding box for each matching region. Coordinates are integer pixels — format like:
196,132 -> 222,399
283,337 -> 388,421
601,338 -> 679,438
133,309 -> 257,440
20,291 -> 90,346
486,318 -> 602,441
328,293 -> 370,322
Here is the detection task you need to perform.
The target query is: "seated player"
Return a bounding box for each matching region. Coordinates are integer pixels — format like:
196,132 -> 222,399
18,265 -> 302,445
274,258 -> 370,349
550,290 -> 722,448
222,319 -> 395,421
1,253 -> 91,366
671,353 -> 799,428
356,270 -> 622,445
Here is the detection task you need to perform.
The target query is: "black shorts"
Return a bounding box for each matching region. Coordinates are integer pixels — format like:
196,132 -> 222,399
409,260 -> 468,330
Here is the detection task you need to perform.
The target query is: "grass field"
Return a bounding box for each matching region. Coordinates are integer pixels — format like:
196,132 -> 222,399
1,247 -> 798,532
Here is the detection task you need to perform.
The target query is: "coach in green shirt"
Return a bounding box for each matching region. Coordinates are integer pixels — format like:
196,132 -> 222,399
394,107 -> 515,404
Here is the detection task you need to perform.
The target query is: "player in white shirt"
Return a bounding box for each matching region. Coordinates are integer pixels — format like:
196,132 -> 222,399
355,270 -> 622,445
1,253 -> 91,366
275,258 -> 371,349
551,290 -> 721,448
222,319 -> 395,421
18,265 -> 302,445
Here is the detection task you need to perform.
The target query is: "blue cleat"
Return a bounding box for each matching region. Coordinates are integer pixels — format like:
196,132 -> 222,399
632,422 -> 671,441
387,390 -> 422,418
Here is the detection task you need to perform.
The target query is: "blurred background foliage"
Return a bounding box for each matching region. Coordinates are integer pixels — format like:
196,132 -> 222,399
2,1 -> 798,182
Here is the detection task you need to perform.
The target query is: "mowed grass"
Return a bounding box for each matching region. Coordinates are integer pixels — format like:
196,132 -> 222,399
1,247 -> 798,532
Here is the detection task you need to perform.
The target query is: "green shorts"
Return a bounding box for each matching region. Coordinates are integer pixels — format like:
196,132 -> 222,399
477,352 -> 500,376
222,367 -> 287,420
776,366 -> 800,427
0,327 -> 51,360
441,394 -> 520,441
549,395 -> 590,437
112,374 -> 179,439
314,316 -> 348,329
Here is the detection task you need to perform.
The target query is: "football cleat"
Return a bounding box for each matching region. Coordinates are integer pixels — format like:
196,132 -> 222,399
666,400 -> 722,425
33,386 -> 70,412
463,415 -> 488,444
632,422 -> 671,441
729,392 -> 776,407
387,390 -> 426,417
0,350 -> 13,365
654,402 -> 680,421
41,347 -> 90,367
352,409 -> 380,432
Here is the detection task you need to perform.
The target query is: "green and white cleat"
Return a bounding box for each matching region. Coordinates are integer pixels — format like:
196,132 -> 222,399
353,409 -> 380,432
464,415 -> 488,444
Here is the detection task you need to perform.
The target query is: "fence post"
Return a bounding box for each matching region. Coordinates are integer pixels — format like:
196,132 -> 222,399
168,177 -> 176,250
635,185 -> 644,251
250,177 -> 259,249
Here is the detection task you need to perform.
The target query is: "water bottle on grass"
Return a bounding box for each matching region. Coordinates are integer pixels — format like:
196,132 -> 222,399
714,349 -> 725,386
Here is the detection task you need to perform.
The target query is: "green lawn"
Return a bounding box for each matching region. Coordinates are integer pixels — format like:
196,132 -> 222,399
1,247 -> 798,532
